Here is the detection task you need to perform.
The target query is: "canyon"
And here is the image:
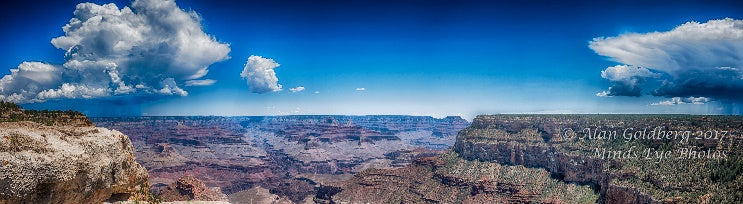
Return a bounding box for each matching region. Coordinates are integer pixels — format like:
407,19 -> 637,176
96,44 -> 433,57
3,101 -> 741,204
91,115 -> 470,203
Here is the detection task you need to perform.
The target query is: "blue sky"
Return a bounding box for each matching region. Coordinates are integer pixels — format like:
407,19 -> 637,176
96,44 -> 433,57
1,0 -> 742,119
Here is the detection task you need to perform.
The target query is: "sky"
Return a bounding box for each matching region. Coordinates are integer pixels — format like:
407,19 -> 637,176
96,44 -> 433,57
0,0 -> 742,119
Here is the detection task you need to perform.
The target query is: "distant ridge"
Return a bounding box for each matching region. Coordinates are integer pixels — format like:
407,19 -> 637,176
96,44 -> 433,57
0,101 -> 92,127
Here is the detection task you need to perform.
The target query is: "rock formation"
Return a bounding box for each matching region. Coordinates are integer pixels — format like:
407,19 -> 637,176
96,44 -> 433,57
332,152 -> 598,203
333,115 -> 743,203
227,186 -> 294,204
158,176 -> 228,202
92,115 -> 469,202
0,105 -> 148,203
454,115 -> 742,203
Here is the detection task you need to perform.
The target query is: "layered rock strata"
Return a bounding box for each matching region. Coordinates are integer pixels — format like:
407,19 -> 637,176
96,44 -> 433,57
454,115 -> 742,203
334,115 -> 742,203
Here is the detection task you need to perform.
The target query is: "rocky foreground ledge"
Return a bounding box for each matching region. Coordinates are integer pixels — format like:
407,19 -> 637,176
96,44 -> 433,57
0,103 -> 149,203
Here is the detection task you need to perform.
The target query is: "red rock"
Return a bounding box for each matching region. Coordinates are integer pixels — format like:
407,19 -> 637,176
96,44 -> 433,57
158,176 -> 228,202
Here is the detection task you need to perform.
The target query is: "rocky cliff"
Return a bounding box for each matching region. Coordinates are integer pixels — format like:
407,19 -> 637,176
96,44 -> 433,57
454,115 -> 742,203
157,176 -> 228,202
333,115 -> 743,203
0,104 -> 148,203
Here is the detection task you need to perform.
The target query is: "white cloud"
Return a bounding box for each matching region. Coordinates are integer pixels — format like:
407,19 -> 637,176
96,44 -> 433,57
185,79 -> 216,86
37,83 -> 110,100
241,55 -> 282,94
355,87 -> 365,91
687,97 -> 712,104
651,96 -> 711,106
600,65 -> 658,82
590,18 -> 743,74
590,18 -> 743,100
597,65 -> 659,96
0,62 -> 62,103
596,91 -> 610,97
289,86 -> 305,93
314,91 -> 320,94
0,0 -> 230,103
157,78 -> 188,96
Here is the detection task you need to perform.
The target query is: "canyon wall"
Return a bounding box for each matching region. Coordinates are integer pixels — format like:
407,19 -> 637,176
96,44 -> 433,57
453,115 -> 741,203
334,115 -> 742,203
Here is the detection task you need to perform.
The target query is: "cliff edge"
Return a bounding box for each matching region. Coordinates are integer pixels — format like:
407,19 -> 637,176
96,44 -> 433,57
0,102 -> 149,203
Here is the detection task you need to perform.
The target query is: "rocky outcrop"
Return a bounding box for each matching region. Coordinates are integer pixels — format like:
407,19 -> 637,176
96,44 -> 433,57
158,176 -> 228,202
455,137 -> 612,191
0,121 -> 148,203
453,136 -> 655,203
454,115 -> 742,203
335,114 -> 742,203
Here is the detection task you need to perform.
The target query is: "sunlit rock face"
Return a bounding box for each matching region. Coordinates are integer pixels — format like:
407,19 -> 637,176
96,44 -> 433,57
0,120 -> 148,203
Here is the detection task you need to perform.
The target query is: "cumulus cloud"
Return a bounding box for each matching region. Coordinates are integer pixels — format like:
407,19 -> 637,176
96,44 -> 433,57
185,79 -> 216,86
241,55 -> 282,94
590,18 -> 743,100
598,65 -> 659,96
37,83 -> 110,100
0,0 -> 229,103
0,62 -> 62,103
289,86 -> 305,93
355,87 -> 365,91
157,78 -> 188,96
651,96 -> 711,106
